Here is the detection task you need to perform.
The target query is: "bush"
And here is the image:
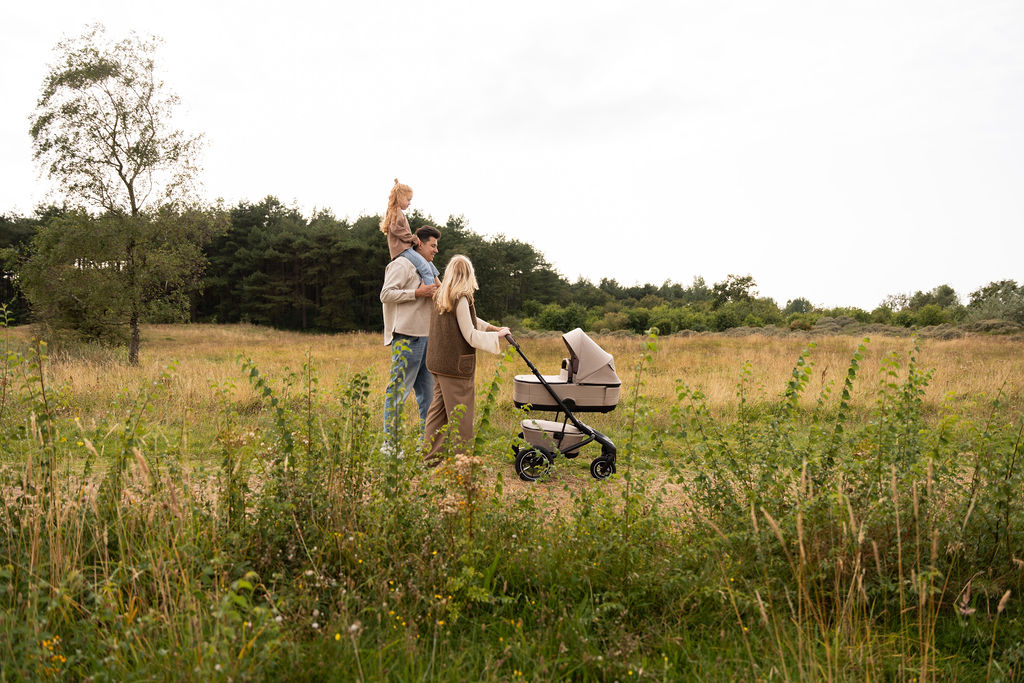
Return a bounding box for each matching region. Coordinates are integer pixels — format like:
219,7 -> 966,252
624,307 -> 650,334
915,303 -> 948,326
966,280 -> 1024,326
788,312 -> 819,330
892,310 -> 915,327
870,306 -> 893,324
821,306 -> 871,323
711,305 -> 742,331
534,302 -> 588,331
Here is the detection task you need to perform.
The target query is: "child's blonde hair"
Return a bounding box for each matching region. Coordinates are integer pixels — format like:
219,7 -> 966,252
379,178 -> 413,234
434,255 -> 478,313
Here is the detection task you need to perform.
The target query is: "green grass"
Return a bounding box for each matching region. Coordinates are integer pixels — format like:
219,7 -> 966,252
1,324 -> 1023,681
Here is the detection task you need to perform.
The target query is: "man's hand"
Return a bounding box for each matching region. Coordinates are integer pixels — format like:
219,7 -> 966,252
495,326 -> 511,337
414,279 -> 439,298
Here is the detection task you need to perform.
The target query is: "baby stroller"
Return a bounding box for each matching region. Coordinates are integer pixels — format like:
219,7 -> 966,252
505,329 -> 620,481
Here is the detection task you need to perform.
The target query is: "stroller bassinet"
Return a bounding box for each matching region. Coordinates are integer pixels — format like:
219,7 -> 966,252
512,328 -> 621,413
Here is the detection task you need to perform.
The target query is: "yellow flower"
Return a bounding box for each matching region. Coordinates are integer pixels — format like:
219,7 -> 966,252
335,633 -> 341,641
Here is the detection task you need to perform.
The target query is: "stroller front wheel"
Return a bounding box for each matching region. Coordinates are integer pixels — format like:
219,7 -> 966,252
590,457 -> 616,480
515,447 -> 551,482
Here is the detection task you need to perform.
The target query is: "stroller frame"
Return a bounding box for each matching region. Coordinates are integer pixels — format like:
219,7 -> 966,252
505,334 -> 617,481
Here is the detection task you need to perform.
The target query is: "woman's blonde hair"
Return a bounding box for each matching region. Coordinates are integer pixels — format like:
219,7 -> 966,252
434,254 -> 478,313
379,178 -> 413,234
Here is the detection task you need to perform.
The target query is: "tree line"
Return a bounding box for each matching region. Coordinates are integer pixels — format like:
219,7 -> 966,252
3,201 -> 1023,341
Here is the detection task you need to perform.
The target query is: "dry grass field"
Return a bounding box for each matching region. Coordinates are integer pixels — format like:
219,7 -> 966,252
8,323 -> 1023,428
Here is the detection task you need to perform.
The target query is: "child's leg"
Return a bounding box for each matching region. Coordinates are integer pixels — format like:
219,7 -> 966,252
399,248 -> 435,285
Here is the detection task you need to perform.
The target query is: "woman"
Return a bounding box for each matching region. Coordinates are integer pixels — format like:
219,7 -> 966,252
423,254 -> 510,463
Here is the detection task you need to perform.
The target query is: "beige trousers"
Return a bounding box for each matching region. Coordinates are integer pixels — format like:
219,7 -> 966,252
422,373 -> 475,461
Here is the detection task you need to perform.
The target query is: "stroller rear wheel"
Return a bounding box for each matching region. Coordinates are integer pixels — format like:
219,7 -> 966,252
515,447 -> 551,482
590,457 -> 616,480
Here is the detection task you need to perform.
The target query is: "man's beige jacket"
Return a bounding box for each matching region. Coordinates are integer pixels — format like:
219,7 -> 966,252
380,257 -> 432,345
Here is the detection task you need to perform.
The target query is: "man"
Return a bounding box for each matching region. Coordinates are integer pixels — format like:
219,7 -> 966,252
380,225 -> 441,447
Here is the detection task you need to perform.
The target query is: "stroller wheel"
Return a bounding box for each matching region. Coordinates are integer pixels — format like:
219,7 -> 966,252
515,448 -> 551,482
590,457 -> 615,480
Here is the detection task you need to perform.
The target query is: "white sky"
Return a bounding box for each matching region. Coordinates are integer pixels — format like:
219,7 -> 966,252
2,1 -> 1023,310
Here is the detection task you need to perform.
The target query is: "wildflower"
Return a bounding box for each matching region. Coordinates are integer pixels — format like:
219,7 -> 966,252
349,620 -> 363,635
312,622 -> 320,630
335,633 -> 341,641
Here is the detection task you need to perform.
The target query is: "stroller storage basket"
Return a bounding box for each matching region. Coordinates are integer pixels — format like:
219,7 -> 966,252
521,418 -> 587,454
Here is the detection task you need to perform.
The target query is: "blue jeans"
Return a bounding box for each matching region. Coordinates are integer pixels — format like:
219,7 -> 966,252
383,334 -> 433,440
400,248 -> 439,285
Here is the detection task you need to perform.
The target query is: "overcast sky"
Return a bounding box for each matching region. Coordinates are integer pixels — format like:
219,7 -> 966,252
2,1 -> 1022,310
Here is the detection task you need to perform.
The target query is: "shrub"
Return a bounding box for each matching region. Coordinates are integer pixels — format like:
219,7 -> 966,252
870,306 -> 893,324
916,303 -> 948,326
788,312 -> 818,330
534,302 -> 588,331
624,307 -> 650,334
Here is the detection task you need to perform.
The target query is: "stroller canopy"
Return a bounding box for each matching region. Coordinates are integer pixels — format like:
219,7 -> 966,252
563,328 -> 620,385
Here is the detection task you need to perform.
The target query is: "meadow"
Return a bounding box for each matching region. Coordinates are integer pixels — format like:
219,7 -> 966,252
2,323 -> 1023,681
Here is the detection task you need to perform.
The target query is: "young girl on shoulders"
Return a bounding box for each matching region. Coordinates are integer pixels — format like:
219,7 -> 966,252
380,179 -> 438,284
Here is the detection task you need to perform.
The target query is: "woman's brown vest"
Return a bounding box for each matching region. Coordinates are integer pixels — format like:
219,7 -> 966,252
427,296 -> 477,378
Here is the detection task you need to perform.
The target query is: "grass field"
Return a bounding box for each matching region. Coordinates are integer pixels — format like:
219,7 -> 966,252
2,323 -> 1023,680
9,323 -> 1024,429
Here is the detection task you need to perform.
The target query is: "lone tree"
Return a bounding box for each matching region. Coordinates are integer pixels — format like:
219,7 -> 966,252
28,24 -> 205,364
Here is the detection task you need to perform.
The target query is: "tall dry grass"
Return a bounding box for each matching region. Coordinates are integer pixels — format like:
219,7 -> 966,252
8,324 -> 1019,430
